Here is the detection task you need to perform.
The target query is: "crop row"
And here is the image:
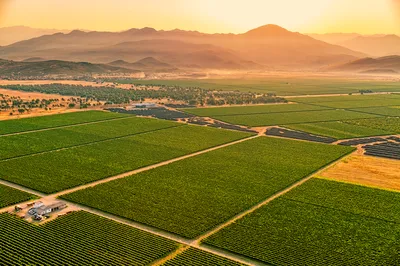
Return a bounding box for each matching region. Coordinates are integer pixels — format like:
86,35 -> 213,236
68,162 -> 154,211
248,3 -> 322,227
284,121 -> 392,139
343,117 -> 400,134
62,137 -> 353,238
292,94 -> 399,104
163,248 -> 245,266
204,179 -> 400,265
0,184 -> 37,208
181,103 -> 328,117
309,98 -> 400,109
0,125 -> 250,193
213,109 -> 378,127
0,116 -> 178,160
112,78 -> 400,95
0,211 -> 178,265
0,110 -> 127,135
350,106 -> 400,117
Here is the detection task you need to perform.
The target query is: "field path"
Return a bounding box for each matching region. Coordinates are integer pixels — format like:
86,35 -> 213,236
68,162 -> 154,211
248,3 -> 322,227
0,134 -> 355,266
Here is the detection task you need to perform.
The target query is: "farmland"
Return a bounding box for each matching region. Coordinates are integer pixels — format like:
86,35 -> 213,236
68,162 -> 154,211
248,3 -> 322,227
0,111 -> 126,135
181,93 -> 399,139
0,211 -> 179,265
205,178 -> 400,265
109,78 -> 400,96
291,94 -> 398,103
350,106 -> 400,116
62,137 -> 353,238
0,82 -> 399,265
285,121 -> 393,139
0,185 -> 37,208
213,109 -> 378,127
319,155 -> 400,192
181,103 -> 328,117
0,116 -> 177,160
299,98 -> 400,109
344,117 -> 400,133
163,248 -> 245,266
0,125 -> 250,193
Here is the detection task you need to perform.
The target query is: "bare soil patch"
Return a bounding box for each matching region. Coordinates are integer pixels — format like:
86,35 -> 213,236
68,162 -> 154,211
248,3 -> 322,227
319,154 -> 400,192
0,88 -> 68,99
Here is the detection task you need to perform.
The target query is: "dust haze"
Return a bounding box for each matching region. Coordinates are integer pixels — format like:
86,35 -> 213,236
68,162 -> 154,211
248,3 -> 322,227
394,0 -> 400,26
0,0 -> 10,24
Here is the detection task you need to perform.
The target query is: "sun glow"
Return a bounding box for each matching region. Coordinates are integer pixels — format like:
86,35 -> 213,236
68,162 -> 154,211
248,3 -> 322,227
0,0 -> 398,34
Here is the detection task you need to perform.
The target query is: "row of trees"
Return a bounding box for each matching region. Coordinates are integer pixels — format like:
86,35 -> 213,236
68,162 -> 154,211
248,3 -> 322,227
2,84 -> 287,107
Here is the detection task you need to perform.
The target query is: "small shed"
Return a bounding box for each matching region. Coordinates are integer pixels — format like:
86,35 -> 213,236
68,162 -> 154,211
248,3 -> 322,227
36,202 -> 67,216
134,102 -> 157,108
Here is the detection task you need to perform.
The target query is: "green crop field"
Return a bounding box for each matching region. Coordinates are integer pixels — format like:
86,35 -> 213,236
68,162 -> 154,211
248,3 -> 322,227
0,185 -> 37,208
205,179 -> 400,265
163,248 -> 245,266
344,117 -> 400,133
0,111 -> 127,135
285,121 -> 393,139
181,103 -> 329,117
307,99 -> 400,109
350,106 -> 400,117
0,116 -> 177,160
291,94 -> 400,108
0,211 -> 179,265
111,78 -> 400,96
0,125 -> 250,193
213,109 -> 378,127
291,94 -> 397,103
62,137 -> 353,238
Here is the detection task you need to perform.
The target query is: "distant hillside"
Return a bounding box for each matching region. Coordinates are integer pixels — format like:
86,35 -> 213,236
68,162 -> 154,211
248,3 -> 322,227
0,59 -> 138,77
0,24 -> 365,70
307,33 -> 361,44
109,57 -> 178,72
0,26 -> 69,46
339,35 -> 400,57
328,55 -> 400,74
22,57 -> 46,62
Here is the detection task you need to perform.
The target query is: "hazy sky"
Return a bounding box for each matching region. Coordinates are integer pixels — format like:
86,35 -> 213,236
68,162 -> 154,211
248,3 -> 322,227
0,0 -> 399,34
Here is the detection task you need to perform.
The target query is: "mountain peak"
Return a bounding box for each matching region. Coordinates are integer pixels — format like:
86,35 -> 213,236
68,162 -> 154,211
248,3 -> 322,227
140,27 -> 157,33
244,24 -> 292,37
69,30 -> 86,35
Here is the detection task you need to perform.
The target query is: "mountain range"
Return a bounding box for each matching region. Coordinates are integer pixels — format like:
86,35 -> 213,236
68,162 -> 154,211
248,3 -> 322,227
309,33 -> 400,57
0,25 -> 365,70
0,26 -> 70,46
329,55 -> 400,74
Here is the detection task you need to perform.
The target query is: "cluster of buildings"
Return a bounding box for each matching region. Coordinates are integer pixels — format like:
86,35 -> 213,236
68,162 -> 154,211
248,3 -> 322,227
26,201 -> 67,221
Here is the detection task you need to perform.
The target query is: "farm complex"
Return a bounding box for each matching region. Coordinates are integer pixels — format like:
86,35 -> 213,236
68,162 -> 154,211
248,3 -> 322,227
0,80 -> 399,265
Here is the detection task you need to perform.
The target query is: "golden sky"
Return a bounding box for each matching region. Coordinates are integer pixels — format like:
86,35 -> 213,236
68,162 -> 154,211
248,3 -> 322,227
0,0 -> 399,34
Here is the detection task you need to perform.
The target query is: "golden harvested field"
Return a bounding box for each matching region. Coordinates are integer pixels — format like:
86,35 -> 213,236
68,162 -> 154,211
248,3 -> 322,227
318,154 -> 400,192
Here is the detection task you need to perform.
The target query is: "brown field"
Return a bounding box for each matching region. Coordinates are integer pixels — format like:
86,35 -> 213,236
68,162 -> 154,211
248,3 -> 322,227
318,154 -> 400,192
0,88 -> 68,100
